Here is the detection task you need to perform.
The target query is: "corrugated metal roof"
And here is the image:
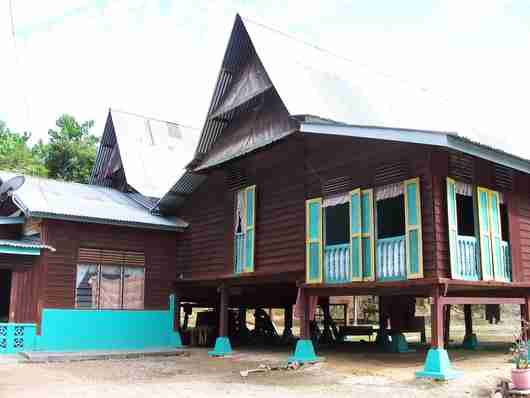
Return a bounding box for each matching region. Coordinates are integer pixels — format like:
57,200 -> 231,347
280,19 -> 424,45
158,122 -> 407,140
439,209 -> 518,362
0,238 -> 55,252
91,109 -> 200,198
154,171 -> 207,215
0,171 -> 186,231
193,15 -> 529,173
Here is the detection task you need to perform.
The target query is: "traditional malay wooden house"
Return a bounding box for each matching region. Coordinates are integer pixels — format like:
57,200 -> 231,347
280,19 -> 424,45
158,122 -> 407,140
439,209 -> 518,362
0,111 -> 197,354
169,15 -> 530,380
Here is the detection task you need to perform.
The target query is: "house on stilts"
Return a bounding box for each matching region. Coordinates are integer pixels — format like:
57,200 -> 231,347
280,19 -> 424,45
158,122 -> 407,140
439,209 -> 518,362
167,15 -> 530,380
0,110 -> 198,354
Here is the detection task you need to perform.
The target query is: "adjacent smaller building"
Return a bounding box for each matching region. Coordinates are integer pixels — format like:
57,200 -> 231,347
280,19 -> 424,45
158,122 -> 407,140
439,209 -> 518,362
0,170 -> 185,354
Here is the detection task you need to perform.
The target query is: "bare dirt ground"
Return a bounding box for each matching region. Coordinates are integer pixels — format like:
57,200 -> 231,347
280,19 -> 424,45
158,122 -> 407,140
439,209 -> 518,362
0,307 -> 519,398
0,344 -> 513,398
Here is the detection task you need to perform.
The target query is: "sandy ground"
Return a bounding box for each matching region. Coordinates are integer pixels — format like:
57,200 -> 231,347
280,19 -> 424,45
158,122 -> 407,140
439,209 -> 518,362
0,343 -> 514,398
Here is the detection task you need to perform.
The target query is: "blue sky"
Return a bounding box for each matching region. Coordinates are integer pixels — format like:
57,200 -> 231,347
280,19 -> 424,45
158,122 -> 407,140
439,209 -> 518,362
1,1 -> 530,158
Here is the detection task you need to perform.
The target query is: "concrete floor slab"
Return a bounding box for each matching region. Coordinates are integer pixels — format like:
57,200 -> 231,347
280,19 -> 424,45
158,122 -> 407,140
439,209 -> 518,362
20,348 -> 187,363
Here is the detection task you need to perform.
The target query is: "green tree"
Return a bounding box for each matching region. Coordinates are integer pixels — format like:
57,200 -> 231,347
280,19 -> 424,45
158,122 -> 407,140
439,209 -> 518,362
0,121 -> 48,176
43,114 -> 99,183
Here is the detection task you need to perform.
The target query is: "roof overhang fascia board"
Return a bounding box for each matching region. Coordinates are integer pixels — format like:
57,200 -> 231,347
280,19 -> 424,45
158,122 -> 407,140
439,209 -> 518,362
300,122 -> 450,147
300,122 -> 530,175
445,135 -> 530,175
0,246 -> 41,256
30,212 -> 186,232
0,216 -> 25,225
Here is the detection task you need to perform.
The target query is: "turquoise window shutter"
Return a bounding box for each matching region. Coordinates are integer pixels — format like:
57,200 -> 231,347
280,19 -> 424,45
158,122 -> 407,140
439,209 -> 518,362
306,198 -> 323,283
488,190 -> 504,281
404,178 -> 423,279
245,185 -> 256,272
350,189 -> 363,281
446,177 -> 460,279
361,189 -> 375,281
477,187 -> 494,280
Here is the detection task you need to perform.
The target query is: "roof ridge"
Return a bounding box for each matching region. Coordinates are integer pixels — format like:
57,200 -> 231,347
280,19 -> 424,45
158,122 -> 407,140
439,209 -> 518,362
109,108 -> 200,131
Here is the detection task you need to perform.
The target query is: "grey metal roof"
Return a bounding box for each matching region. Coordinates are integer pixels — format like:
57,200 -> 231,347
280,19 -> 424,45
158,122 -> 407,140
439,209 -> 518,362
0,238 -> 55,252
0,171 -> 187,231
155,171 -> 207,215
90,109 -> 200,198
192,15 -> 530,174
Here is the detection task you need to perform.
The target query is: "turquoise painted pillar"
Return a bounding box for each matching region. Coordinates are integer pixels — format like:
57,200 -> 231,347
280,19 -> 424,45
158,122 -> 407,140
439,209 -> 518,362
169,295 -> 183,348
288,339 -> 321,363
416,348 -> 462,380
388,333 -> 408,353
288,289 -> 321,363
462,333 -> 478,350
209,286 -> 233,357
416,288 -> 461,380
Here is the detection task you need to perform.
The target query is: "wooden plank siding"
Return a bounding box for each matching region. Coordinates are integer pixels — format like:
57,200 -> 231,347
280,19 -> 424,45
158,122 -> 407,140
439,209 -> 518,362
39,219 -> 177,312
176,133 -> 440,285
176,136 -> 306,282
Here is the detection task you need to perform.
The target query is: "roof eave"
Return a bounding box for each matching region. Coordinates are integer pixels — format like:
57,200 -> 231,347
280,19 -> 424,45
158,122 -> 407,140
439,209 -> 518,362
31,212 -> 185,232
300,122 -> 530,175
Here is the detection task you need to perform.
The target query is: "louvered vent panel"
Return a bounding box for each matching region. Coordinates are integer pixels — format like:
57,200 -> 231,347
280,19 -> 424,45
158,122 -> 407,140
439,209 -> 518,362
226,166 -> 248,191
494,164 -> 514,192
374,161 -> 409,186
322,176 -> 352,196
78,248 -> 145,266
449,151 -> 474,183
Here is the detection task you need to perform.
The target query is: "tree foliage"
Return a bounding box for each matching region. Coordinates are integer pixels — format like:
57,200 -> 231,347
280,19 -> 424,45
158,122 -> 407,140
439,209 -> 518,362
0,115 -> 99,184
41,115 -> 99,183
0,121 -> 48,177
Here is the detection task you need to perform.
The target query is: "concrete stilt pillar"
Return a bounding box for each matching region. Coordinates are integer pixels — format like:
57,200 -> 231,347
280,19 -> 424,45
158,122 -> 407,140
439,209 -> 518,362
416,286 -> 462,380
281,305 -> 294,342
288,288 -> 320,363
208,286 -> 232,357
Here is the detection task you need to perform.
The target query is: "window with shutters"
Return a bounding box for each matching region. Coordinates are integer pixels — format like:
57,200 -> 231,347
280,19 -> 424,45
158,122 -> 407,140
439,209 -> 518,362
446,178 -> 511,282
75,248 -> 146,309
234,185 -> 256,273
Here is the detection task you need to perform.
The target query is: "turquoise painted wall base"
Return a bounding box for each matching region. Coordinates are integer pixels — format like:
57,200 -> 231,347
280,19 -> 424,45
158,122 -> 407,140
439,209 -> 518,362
32,295 -> 183,352
416,348 -> 463,380
208,336 -> 233,357
288,339 -> 321,363
388,333 -> 409,353
462,333 -> 478,350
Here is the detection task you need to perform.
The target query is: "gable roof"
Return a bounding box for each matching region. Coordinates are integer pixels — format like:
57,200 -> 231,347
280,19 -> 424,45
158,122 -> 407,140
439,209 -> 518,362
1,171 -> 186,231
90,109 -> 199,199
191,14 -> 530,175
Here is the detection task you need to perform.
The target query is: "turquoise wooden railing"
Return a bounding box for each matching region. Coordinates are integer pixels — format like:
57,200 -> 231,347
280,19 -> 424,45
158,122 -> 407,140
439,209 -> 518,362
376,235 -> 406,281
324,243 -> 350,283
455,235 -> 481,280
235,232 -> 245,273
453,236 -> 511,281
0,323 -> 36,354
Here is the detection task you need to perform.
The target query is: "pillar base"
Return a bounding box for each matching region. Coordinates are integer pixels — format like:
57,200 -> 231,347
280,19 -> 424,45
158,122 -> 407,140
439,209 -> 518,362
388,333 -> 409,353
416,348 -> 463,380
462,333 -> 478,350
208,337 -> 233,357
171,330 -> 184,348
288,339 -> 322,363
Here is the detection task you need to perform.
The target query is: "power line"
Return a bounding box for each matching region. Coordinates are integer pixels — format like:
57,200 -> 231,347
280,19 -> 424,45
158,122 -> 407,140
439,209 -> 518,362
8,0 -> 32,134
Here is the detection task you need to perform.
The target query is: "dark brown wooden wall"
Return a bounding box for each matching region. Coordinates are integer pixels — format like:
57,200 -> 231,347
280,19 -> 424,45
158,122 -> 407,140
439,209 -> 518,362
38,220 -> 177,315
176,133 -> 439,282
176,136 -> 306,281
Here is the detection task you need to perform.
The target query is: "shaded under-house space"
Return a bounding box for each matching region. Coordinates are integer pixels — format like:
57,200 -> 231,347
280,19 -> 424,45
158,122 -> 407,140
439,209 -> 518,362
0,270 -> 12,322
